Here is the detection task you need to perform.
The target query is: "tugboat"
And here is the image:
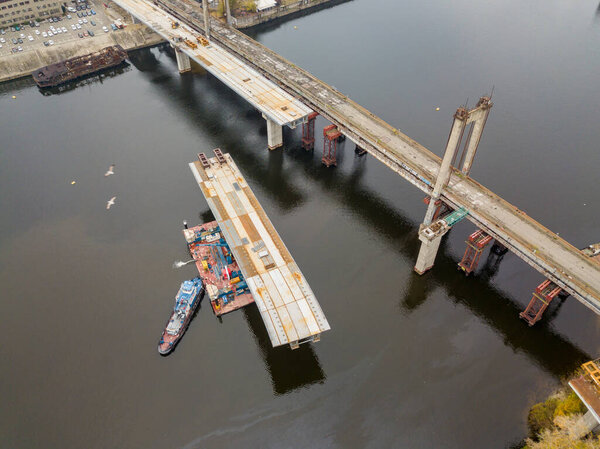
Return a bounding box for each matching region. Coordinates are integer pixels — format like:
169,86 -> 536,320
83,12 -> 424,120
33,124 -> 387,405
158,277 -> 204,355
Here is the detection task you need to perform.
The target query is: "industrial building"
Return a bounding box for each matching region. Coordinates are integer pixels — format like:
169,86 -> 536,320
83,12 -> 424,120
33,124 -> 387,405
0,0 -> 62,26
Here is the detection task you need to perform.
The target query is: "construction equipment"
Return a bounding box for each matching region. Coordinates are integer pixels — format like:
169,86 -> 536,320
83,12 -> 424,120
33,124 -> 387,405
184,38 -> 197,49
196,36 -> 209,47
458,230 -> 493,275
582,360 -> 600,389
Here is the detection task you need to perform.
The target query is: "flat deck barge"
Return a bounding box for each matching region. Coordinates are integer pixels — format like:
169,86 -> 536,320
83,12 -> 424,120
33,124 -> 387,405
189,149 -> 330,349
183,221 -> 255,316
32,45 -> 127,88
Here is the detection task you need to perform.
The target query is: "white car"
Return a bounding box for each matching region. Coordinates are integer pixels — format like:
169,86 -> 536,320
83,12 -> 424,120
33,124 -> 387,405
35,29 -> 40,35
27,35 -> 33,41
48,39 -> 54,45
76,24 -> 81,29
56,28 -> 62,34
42,32 -> 47,37
0,37 -> 5,43
71,24 -> 76,30
78,19 -> 82,24
102,25 -> 108,32
67,13 -> 72,18
61,27 -> 67,32
19,33 -> 25,38
83,18 -> 88,24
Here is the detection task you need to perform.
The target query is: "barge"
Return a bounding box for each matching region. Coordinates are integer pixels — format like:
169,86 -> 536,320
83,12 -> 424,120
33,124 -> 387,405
183,221 -> 255,316
32,45 -> 127,88
189,149 -> 330,349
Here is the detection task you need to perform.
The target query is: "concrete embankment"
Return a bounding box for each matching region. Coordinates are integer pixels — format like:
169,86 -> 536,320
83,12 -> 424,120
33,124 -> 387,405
0,24 -> 164,83
233,0 -> 352,29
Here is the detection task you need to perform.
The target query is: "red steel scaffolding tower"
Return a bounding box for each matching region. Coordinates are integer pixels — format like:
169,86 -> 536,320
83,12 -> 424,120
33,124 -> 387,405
322,124 -> 342,167
458,230 -> 493,275
302,112 -> 318,150
520,280 -> 563,326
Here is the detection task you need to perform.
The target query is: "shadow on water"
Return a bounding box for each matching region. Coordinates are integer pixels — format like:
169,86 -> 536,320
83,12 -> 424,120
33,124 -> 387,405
128,46 -> 588,379
243,304 -> 326,395
36,63 -> 131,96
127,47 -> 305,212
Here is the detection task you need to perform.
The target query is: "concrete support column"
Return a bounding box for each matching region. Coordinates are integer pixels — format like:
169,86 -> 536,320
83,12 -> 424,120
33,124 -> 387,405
129,13 -> 140,24
422,107 -> 468,225
414,230 -> 444,275
174,48 -> 191,73
263,114 -> 283,150
202,0 -> 210,39
462,97 -> 492,175
225,0 -> 232,25
571,410 -> 600,439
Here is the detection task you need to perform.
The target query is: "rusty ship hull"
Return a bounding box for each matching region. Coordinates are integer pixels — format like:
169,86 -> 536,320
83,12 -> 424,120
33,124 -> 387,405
32,45 -> 128,88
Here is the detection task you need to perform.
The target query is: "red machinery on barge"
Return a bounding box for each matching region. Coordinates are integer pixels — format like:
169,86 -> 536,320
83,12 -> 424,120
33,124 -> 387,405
32,45 -> 127,88
183,221 -> 254,316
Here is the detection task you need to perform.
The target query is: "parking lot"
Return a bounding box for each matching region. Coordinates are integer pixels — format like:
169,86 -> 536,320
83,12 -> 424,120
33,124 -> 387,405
0,0 -> 124,57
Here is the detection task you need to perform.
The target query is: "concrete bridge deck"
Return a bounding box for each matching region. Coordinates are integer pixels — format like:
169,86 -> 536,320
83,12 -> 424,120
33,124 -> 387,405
114,0 -> 311,127
116,0 -> 600,314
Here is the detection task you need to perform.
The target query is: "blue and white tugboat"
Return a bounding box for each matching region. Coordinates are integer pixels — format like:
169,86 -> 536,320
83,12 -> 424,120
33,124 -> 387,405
158,277 -> 204,355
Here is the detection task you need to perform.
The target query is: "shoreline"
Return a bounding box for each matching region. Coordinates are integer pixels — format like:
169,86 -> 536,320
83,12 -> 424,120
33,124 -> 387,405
232,0 -> 353,30
0,24 -> 164,84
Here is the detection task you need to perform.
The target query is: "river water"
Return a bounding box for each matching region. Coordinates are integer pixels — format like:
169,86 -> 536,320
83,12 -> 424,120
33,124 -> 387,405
1,0 -> 600,447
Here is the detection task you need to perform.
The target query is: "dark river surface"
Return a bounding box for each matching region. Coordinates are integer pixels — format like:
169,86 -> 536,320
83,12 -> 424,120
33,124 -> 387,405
2,0 -> 600,447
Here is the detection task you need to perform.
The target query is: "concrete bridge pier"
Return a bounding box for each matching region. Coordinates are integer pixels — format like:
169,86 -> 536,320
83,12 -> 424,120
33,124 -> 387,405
263,114 -> 283,150
414,229 -> 445,275
129,12 -> 141,24
172,45 -> 191,73
415,107 -> 468,274
461,96 -> 492,175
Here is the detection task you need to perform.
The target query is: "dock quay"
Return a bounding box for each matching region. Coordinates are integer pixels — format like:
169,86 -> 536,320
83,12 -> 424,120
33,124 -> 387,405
189,149 -> 330,349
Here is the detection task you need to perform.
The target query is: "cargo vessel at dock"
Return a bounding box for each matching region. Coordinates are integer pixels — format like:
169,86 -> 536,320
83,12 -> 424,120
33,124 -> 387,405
32,45 -> 127,88
183,221 -> 255,316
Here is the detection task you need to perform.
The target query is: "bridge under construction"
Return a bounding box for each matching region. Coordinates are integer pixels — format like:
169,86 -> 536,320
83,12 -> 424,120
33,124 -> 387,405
111,0 -> 600,325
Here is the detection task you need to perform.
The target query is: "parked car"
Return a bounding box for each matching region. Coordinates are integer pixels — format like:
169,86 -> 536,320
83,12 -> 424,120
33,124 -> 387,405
90,9 -> 96,14
17,45 -> 22,51
17,38 -> 23,43
110,23 -> 117,31
83,30 -> 88,37
48,39 -> 54,45
27,35 -> 33,41
88,30 -> 94,36
102,25 -> 108,32
67,14 -> 72,19
43,40 -> 49,46
90,20 -> 96,26
83,18 -> 88,23
76,24 -> 81,29
35,29 -> 40,35
12,38 -> 17,44
78,32 -> 83,38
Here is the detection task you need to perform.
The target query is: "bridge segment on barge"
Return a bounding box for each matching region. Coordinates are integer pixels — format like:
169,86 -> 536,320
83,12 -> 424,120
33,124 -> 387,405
112,0 -> 600,321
